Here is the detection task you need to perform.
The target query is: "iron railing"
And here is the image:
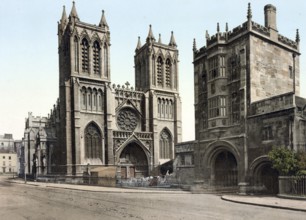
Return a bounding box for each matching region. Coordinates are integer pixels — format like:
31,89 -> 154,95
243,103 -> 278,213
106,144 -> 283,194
278,176 -> 306,197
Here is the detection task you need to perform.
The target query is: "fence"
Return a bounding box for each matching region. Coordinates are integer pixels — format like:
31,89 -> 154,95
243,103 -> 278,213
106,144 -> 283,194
278,176 -> 306,197
35,175 -> 117,187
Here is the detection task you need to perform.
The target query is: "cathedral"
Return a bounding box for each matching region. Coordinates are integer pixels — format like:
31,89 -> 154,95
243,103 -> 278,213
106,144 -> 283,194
23,2 -> 181,179
175,3 -> 306,194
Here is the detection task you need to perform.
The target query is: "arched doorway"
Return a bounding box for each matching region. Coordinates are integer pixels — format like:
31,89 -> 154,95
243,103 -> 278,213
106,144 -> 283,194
253,162 -> 279,194
119,143 -> 148,179
214,151 -> 238,187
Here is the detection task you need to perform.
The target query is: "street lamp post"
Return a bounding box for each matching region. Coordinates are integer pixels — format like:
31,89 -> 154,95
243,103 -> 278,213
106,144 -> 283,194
24,162 -> 27,183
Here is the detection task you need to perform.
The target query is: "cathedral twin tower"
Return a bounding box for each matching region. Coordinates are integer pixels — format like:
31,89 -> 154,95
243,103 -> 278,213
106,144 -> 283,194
52,2 -> 181,176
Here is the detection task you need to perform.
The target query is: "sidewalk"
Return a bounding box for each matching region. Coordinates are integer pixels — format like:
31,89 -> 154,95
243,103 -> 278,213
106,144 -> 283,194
222,194 -> 306,212
8,178 -> 306,212
8,178 -> 189,194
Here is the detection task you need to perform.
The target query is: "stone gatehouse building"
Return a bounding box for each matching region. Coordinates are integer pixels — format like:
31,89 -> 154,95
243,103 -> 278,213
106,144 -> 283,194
23,2 -> 182,178
176,3 -> 306,194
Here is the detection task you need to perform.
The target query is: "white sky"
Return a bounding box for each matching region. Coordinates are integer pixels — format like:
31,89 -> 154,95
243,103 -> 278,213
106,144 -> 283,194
0,0 -> 305,141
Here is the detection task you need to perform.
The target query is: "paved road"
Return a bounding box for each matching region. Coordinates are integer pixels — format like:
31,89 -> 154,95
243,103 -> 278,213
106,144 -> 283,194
0,176 -> 305,220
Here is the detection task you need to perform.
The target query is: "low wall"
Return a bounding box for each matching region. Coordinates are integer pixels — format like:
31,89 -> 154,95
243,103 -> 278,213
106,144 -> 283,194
278,176 -> 306,199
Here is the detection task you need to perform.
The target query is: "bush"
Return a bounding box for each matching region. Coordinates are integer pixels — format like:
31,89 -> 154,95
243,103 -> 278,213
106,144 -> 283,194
268,147 -> 298,175
297,150 -> 306,171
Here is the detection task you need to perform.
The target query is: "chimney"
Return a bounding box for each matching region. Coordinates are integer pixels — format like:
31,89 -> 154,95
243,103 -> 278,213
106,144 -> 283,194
264,4 -> 277,31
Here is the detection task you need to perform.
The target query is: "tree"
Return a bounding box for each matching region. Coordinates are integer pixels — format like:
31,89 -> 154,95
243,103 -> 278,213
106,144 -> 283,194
296,150 -> 306,176
268,147 -> 298,175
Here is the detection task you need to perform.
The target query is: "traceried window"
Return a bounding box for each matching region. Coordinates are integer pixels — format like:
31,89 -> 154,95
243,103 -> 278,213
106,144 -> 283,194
165,59 -> 171,87
81,38 -> 89,73
93,41 -> 101,75
208,56 -> 218,80
159,129 -> 172,159
157,56 -> 163,86
85,123 -> 102,159
262,126 -> 273,141
157,98 -> 173,119
219,55 -> 226,77
208,96 -> 227,118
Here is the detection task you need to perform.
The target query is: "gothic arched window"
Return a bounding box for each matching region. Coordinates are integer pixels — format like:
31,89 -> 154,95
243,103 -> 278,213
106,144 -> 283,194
165,59 -> 171,87
74,36 -> 79,72
93,41 -> 101,75
103,43 -> 108,77
81,87 -> 86,110
159,129 -> 172,159
81,38 -> 89,73
98,89 -> 103,112
85,123 -> 102,159
157,56 -> 163,86
158,98 -> 161,118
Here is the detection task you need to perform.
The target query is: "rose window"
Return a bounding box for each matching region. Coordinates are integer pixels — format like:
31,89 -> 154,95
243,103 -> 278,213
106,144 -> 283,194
117,109 -> 138,131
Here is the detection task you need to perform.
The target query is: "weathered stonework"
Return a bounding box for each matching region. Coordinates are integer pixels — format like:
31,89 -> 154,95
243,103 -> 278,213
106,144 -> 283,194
23,3 -> 182,179
177,3 -> 306,194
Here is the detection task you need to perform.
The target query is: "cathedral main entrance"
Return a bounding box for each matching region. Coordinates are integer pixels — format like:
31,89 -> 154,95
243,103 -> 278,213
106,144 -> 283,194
119,142 -> 148,179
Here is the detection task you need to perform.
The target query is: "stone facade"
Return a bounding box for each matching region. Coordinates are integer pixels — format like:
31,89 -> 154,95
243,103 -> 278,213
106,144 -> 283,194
177,3 -> 306,194
23,112 -> 52,176
24,3 -> 182,179
0,134 -> 14,152
0,153 -> 17,174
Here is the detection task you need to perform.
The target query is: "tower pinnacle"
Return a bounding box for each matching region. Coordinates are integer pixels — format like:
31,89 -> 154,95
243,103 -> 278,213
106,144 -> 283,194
69,1 -> 79,21
99,10 -> 109,28
158,34 -> 162,44
169,31 -> 177,47
247,2 -> 252,20
296,29 -> 300,43
60,5 -> 68,31
146,25 -> 155,43
193,38 -> 197,52
136,36 -> 142,51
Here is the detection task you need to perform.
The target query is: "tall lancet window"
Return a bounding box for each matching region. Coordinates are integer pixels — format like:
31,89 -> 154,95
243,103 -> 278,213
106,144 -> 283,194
157,56 -> 163,86
165,58 -> 171,87
93,41 -> 101,75
81,38 -> 89,73
103,43 -> 108,77
159,129 -> 172,159
85,123 -> 102,160
74,36 -> 79,72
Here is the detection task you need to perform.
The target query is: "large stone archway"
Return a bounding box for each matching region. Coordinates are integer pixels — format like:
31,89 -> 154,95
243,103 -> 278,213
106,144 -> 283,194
250,156 -> 279,194
213,150 -> 238,187
119,142 -> 149,179
201,141 -> 241,189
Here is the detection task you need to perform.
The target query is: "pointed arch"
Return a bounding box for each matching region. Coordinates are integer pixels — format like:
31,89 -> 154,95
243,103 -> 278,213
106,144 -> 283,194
74,36 -> 79,72
81,38 -> 89,73
84,122 -> 102,160
87,87 -> 92,110
92,88 -> 98,111
97,88 -> 103,112
93,41 -> 101,75
159,128 -> 173,159
165,58 -> 172,87
103,42 -> 108,77
81,86 -> 87,110
157,56 -> 163,86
